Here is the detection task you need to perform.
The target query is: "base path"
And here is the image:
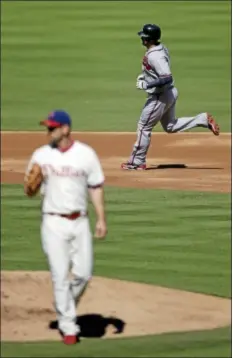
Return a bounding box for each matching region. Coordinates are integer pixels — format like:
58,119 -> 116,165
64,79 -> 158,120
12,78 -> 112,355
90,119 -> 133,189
1,132 -> 231,192
1,271 -> 231,342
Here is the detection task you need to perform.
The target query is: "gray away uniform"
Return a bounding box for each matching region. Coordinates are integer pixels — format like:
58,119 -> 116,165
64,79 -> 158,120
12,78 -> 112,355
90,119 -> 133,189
129,44 -> 209,166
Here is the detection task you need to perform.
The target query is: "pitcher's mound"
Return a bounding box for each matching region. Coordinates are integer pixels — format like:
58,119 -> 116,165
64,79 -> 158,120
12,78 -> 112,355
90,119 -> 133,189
1,271 -> 230,342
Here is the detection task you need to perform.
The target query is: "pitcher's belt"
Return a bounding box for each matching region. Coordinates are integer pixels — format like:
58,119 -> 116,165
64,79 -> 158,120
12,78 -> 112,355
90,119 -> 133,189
45,211 -> 87,220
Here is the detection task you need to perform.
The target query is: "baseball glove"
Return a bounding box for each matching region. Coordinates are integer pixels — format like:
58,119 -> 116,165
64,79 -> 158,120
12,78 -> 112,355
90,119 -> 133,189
24,163 -> 43,197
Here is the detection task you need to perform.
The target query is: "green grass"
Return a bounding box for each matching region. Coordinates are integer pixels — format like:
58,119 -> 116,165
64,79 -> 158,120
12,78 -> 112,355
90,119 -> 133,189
2,184 -> 231,297
1,1 -> 231,131
1,184 -> 231,357
1,327 -> 231,358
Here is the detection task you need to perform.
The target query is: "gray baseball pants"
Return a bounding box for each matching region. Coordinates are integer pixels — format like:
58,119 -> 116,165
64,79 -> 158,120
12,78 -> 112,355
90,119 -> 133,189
129,87 -> 209,165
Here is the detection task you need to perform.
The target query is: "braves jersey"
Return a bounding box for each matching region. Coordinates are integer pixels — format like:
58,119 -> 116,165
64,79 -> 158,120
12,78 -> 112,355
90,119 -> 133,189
25,141 -> 105,214
142,43 -> 174,94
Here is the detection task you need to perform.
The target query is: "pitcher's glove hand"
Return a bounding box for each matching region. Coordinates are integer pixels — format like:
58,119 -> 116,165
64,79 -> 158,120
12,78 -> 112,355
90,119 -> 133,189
24,163 -> 43,197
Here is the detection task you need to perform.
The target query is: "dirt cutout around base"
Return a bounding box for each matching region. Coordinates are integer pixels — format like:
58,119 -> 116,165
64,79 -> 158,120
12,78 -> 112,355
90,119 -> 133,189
1,132 -> 231,192
1,271 -> 231,342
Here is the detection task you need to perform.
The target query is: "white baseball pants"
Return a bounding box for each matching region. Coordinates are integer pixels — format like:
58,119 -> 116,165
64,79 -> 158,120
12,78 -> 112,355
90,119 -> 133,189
41,214 -> 93,336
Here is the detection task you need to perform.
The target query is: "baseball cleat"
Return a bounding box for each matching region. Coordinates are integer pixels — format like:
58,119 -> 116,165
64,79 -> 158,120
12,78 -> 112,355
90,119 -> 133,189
63,335 -> 79,345
207,113 -> 220,136
121,162 -> 146,170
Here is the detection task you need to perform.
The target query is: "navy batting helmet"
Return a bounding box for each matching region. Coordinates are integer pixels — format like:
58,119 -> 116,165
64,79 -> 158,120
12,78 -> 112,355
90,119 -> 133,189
138,24 -> 161,42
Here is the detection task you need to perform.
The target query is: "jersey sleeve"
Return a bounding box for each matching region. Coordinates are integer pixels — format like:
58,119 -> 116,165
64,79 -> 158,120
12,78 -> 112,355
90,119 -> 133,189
149,52 -> 172,77
87,149 -> 105,188
25,149 -> 42,175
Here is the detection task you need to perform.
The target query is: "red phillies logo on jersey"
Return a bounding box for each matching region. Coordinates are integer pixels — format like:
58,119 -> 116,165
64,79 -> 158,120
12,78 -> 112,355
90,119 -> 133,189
142,56 -> 151,71
42,164 -> 86,178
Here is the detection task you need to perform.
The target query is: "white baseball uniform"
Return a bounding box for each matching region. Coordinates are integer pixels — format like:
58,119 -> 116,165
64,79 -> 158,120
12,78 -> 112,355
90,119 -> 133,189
129,43 -> 209,165
25,140 -> 105,336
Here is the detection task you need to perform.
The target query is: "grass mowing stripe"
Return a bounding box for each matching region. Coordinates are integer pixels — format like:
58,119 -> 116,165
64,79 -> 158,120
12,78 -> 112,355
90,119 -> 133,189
1,327 -> 231,358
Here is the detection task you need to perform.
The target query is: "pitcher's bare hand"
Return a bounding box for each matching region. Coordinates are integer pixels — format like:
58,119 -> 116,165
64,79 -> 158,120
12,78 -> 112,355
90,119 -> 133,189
94,219 -> 107,239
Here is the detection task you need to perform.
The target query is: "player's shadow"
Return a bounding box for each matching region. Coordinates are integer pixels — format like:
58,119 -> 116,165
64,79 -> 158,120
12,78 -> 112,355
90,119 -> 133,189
146,164 -> 223,170
49,314 -> 126,338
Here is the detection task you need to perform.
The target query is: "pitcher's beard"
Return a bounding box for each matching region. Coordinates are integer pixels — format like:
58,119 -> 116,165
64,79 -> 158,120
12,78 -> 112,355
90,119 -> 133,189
49,139 -> 59,148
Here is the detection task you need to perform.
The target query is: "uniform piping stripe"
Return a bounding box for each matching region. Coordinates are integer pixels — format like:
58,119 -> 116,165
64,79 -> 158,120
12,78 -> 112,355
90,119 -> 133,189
88,182 -> 104,189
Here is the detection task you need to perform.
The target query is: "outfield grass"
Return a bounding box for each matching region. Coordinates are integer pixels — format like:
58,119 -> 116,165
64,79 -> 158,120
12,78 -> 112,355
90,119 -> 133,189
1,1 -> 231,131
1,184 -> 231,357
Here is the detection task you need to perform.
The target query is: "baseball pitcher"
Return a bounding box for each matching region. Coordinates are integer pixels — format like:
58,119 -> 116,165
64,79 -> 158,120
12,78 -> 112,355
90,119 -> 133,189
24,110 -> 107,345
121,24 -> 220,170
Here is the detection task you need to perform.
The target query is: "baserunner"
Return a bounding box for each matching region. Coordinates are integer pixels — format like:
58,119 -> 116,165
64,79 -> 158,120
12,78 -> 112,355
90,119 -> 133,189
121,24 -> 220,170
